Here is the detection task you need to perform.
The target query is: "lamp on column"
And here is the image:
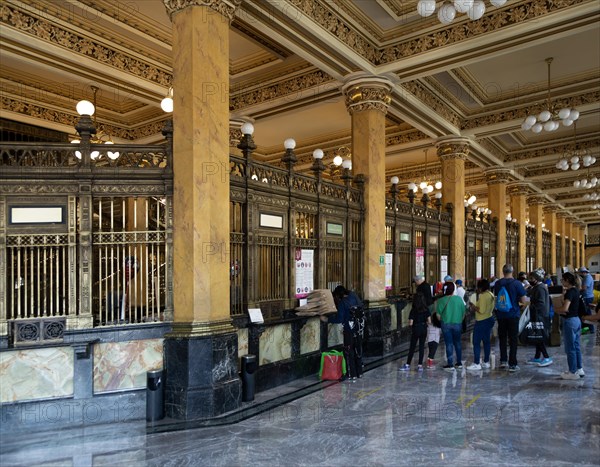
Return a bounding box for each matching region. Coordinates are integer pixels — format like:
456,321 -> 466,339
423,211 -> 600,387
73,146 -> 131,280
237,122 -> 256,161
160,87 -> 174,113
390,176 -> 400,198
434,192 -> 443,210
281,138 -> 297,170
407,181 -> 417,204
312,148 -> 326,179
341,159 -> 353,187
73,86 -> 119,160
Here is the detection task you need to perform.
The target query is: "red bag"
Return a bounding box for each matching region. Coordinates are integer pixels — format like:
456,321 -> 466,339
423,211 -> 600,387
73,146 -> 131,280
319,351 -> 346,381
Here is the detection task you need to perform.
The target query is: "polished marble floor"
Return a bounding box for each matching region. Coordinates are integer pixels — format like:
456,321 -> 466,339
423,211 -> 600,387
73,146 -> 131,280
2,334 -> 599,467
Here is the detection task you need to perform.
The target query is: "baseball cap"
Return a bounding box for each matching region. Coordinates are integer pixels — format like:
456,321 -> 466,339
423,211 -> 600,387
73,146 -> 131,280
455,279 -> 463,286
578,267 -> 589,273
443,275 -> 453,282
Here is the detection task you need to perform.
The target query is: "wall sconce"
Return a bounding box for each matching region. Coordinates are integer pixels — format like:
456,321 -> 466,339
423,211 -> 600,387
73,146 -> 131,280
161,87 -> 174,113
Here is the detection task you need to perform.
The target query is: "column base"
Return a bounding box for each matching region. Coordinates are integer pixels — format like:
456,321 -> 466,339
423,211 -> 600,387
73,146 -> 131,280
363,301 -> 392,357
164,331 -> 241,420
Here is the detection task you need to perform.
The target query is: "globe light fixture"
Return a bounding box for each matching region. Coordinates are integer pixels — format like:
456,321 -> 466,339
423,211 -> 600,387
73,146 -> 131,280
74,85 -> 118,160
416,0 -> 507,25
160,87 -> 174,113
521,58 -> 579,133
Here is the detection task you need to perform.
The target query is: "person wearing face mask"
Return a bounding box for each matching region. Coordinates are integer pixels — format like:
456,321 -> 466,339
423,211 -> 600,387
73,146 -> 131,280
525,269 -> 553,367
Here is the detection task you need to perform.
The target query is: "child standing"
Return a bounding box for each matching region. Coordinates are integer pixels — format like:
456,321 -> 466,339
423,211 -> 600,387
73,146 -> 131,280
426,312 -> 441,369
400,293 -> 431,371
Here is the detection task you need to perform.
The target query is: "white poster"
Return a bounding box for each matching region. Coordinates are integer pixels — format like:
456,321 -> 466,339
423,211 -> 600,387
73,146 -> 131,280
476,256 -> 482,280
385,253 -> 393,290
491,257 -> 495,278
295,249 -> 314,298
440,255 -> 448,282
415,248 -> 425,278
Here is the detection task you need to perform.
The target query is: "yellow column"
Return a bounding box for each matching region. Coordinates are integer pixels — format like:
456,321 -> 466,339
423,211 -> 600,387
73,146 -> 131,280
508,183 -> 529,274
342,74 -> 393,302
557,213 -> 566,268
163,0 -> 242,420
565,219 -> 573,268
485,168 -> 511,278
437,137 -> 471,280
574,224 -> 581,267
528,195 -> 544,269
543,205 -> 557,274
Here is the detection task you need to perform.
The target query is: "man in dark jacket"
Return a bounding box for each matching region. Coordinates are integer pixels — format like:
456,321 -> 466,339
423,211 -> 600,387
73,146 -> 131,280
324,285 -> 364,380
414,275 -> 434,308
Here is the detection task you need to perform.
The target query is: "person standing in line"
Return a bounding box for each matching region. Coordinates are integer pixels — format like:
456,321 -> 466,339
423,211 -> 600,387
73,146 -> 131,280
494,264 -> 529,372
400,293 -> 431,371
578,267 -> 595,334
554,272 -> 584,380
466,279 -> 495,370
525,269 -> 553,367
426,311 -> 442,369
435,282 -> 466,372
518,271 -> 531,291
455,279 -> 466,302
414,275 -> 434,309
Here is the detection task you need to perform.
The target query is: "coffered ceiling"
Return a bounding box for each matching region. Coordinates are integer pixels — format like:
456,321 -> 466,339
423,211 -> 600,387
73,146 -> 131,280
1,0 -> 599,224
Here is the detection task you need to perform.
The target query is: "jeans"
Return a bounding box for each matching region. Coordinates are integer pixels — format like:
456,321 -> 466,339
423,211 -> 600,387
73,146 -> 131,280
343,330 -> 362,378
497,317 -> 519,366
441,323 -> 462,366
562,317 -> 582,373
472,316 -> 495,364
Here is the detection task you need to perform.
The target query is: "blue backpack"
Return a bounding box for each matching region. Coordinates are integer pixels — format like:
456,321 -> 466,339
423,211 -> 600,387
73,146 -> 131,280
495,285 -> 513,313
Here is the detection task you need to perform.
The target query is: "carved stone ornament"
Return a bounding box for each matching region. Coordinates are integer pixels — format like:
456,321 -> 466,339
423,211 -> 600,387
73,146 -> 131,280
435,137 -> 470,160
543,204 -> 560,214
342,77 -> 393,115
527,194 -> 547,206
163,0 -> 242,21
507,183 -> 531,196
484,168 -> 512,185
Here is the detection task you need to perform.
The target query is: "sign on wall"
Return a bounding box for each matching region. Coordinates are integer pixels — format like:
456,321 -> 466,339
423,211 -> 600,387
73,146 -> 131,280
415,248 -> 425,278
385,253 -> 393,290
295,249 -> 314,298
441,255 -> 448,282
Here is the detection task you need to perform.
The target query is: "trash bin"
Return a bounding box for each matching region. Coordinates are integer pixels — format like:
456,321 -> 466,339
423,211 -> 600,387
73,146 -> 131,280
146,369 -> 164,421
241,354 -> 257,402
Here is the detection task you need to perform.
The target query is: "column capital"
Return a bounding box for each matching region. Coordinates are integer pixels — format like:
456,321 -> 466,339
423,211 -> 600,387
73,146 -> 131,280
543,204 -> 560,214
483,167 -> 512,185
341,73 -> 394,115
435,136 -> 470,161
507,182 -> 532,196
556,211 -> 571,219
163,0 -> 242,21
527,194 -> 546,205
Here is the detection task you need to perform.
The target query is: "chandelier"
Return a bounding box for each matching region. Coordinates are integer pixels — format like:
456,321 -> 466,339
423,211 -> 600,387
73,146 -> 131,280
521,58 -> 579,133
406,149 -> 442,195
416,1 -> 508,25
556,122 -> 596,171
73,86 -> 119,160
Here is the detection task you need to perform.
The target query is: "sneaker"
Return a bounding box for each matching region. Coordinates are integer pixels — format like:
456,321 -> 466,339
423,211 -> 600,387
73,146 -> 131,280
537,358 -> 553,367
454,363 -> 463,370
467,363 -> 482,371
427,358 -> 435,369
399,364 -> 410,371
561,371 -> 580,380
576,368 -> 585,378
481,362 -> 491,369
508,365 -> 520,372
526,357 -> 542,365
417,365 -> 423,372
499,361 -> 508,369
442,364 -> 455,372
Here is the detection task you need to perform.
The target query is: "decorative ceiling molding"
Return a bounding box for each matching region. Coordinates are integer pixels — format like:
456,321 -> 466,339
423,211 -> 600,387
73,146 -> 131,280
401,81 -> 461,127
504,136 -> 600,163
163,0 -> 242,22
1,3 -> 172,86
385,129 -> 429,146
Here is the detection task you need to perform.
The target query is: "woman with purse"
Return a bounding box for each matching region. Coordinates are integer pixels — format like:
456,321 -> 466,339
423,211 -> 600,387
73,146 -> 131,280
435,282 -> 466,372
525,269 -> 553,367
466,279 -> 495,371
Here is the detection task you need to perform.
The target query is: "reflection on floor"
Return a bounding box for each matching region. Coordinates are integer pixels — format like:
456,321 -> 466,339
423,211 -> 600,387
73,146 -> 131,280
2,334 -> 599,467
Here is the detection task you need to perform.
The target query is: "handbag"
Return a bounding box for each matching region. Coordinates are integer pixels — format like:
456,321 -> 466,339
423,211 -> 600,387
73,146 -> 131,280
522,320 -> 547,344
518,305 -> 530,335
319,350 -> 347,381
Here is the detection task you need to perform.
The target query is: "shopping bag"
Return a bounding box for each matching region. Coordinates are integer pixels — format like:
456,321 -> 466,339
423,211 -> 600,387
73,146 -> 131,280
518,305 -> 530,335
522,320 -> 547,345
319,351 -> 346,381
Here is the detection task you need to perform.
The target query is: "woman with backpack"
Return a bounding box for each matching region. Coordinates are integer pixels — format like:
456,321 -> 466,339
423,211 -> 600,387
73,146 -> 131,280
466,279 -> 495,370
400,292 -> 431,371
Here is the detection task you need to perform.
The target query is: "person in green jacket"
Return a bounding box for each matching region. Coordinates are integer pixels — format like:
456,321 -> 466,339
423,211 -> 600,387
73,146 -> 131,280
436,282 -> 466,371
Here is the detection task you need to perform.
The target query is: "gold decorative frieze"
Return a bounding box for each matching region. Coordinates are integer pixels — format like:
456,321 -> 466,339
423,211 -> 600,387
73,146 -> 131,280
504,137 -> 600,163
401,82 -> 461,127
1,4 -> 172,86
230,70 -> 335,111
484,167 -> 512,185
163,0 -> 242,21
385,129 -> 430,146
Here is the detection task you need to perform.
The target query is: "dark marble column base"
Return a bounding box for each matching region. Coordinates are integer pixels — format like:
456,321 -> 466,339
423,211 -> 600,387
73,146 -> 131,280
164,332 -> 241,420
362,301 -> 393,358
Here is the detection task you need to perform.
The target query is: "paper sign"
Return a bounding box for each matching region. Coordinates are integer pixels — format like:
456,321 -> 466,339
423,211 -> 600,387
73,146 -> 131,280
248,308 -> 264,324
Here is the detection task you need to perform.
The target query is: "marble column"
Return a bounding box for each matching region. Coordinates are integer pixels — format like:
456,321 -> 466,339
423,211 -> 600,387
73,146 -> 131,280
556,213 -> 567,268
528,195 -> 545,269
341,74 -> 393,303
163,0 -> 242,420
543,205 -> 558,274
436,137 -> 470,280
484,168 -> 511,278
565,219 -> 573,267
508,183 -> 529,273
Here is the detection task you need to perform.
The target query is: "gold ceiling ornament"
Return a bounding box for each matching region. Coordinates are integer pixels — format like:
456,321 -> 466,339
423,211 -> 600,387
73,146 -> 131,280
522,58 -> 580,133
72,86 -> 119,160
